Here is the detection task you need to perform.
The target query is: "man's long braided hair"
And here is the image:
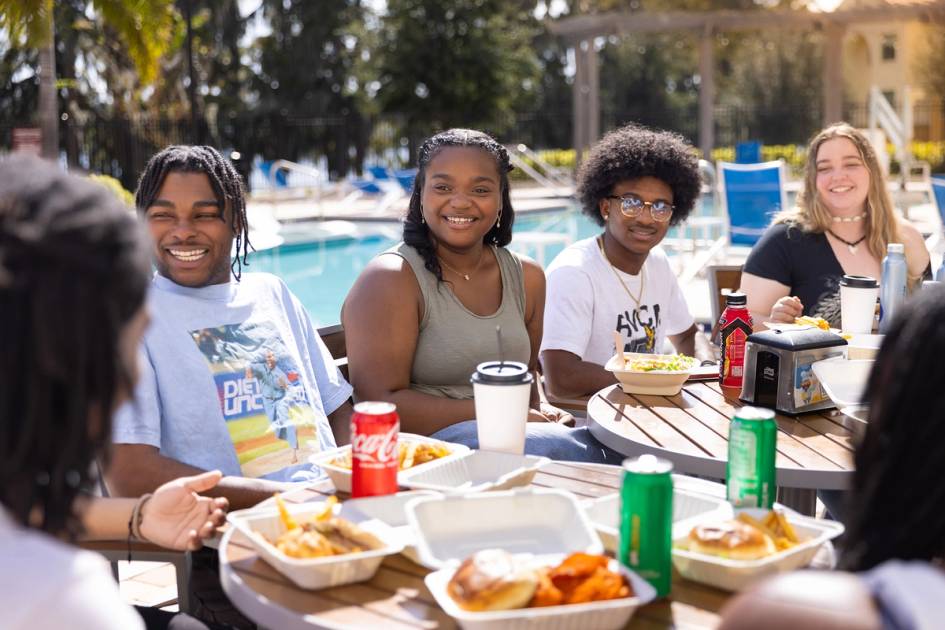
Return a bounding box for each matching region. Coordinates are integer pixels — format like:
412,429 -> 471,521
135,145 -> 252,279
403,129 -> 514,282
0,155 -> 150,538
840,286 -> 945,571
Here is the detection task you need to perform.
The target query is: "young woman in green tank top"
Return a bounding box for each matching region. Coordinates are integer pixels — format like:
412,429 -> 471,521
343,129 -> 623,464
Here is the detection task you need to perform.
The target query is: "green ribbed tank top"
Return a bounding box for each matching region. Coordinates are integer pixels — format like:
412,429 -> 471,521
384,242 -> 531,400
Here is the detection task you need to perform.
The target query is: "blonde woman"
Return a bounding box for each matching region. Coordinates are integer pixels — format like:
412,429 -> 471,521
740,123 -> 930,328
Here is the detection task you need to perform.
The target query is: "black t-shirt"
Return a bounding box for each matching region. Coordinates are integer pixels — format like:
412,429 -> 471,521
743,222 -> 846,326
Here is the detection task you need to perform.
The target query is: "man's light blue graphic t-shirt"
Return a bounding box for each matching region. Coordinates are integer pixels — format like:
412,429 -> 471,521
113,273 -> 352,482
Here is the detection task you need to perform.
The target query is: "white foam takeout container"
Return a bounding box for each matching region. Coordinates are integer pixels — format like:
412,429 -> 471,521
308,432 -> 470,493
604,352 -> 695,396
409,489 -> 656,630
671,507 -> 845,592
398,449 -> 549,494
845,333 -> 883,360
340,490 -> 439,564
227,499 -> 404,590
424,554 -> 656,630
583,488 -> 732,553
811,356 -> 874,408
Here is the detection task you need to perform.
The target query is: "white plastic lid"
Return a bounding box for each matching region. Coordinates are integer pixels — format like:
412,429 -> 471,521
887,243 -> 905,254
405,488 -> 603,569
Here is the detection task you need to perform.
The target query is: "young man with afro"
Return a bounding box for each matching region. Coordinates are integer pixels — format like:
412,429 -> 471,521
540,124 -> 714,398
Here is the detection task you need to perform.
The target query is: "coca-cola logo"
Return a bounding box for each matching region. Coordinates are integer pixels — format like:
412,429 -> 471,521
352,423 -> 399,464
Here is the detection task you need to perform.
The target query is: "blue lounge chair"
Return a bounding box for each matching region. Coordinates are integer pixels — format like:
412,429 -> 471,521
394,168 -> 417,195
932,177 -> 945,226
717,160 -> 788,247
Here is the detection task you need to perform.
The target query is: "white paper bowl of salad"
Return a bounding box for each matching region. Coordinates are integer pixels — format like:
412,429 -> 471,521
604,352 -> 697,396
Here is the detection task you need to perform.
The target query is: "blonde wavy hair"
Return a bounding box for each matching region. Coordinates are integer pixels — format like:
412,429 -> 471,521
774,122 -> 901,261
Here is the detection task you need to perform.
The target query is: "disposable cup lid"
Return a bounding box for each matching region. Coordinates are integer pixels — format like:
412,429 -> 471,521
840,274 -> 878,289
470,361 -> 533,385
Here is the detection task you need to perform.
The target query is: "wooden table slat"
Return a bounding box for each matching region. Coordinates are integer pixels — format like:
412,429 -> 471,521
598,388 -> 713,457
631,393 -> 732,459
587,391 -> 662,448
684,383 -> 848,471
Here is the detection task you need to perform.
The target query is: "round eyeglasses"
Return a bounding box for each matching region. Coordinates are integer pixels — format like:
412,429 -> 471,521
607,193 -> 674,222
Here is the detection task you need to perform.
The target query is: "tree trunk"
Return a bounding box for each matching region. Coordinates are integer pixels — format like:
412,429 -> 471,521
38,3 -> 58,159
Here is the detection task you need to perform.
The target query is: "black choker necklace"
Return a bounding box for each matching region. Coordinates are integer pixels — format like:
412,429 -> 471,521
827,229 -> 866,255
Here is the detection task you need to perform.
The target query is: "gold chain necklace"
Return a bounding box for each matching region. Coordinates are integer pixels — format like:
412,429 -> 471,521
598,236 -> 644,307
438,246 -> 486,281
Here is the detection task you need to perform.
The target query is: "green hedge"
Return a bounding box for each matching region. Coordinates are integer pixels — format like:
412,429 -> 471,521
511,141 -> 945,182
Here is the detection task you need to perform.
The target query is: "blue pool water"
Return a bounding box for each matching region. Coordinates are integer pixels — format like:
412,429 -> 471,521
252,198 -> 719,327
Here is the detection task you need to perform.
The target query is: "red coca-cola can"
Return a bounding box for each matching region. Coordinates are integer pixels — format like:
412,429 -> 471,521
351,401 -> 399,498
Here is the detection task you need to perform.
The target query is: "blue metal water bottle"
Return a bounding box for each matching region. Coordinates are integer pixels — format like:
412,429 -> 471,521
879,243 -> 907,333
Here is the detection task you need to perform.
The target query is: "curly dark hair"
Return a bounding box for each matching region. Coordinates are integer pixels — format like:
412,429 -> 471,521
135,145 -> 252,280
0,155 -> 150,538
576,123 -> 701,227
403,129 -> 514,282
839,285 -> 945,571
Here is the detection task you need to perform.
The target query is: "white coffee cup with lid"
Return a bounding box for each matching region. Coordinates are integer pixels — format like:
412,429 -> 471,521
471,361 -> 533,455
840,275 -> 879,334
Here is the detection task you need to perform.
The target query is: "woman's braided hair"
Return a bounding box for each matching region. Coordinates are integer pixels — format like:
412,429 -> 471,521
0,154 -> 150,538
840,286 -> 945,571
403,129 -> 514,282
135,145 -> 252,279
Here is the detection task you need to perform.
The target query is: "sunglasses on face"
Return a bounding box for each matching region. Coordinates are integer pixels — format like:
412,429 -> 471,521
606,193 -> 674,222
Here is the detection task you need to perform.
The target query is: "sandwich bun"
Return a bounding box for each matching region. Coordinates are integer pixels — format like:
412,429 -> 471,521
447,549 -> 539,611
688,520 -> 776,560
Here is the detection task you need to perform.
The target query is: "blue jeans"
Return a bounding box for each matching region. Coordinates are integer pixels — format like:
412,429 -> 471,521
430,420 -> 625,465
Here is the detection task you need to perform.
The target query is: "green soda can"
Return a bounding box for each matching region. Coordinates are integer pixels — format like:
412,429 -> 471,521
726,406 -> 778,508
619,454 -> 673,597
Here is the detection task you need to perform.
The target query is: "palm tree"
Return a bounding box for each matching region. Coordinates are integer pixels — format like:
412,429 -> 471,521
0,0 -> 177,159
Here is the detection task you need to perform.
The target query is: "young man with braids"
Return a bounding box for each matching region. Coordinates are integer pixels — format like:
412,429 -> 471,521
109,146 -> 353,627
109,145 -> 353,507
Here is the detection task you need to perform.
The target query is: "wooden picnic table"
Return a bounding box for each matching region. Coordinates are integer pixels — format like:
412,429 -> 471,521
219,462 -> 732,629
587,381 -> 858,515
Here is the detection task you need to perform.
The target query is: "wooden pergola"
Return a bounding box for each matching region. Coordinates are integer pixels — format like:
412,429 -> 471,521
548,1 -> 945,159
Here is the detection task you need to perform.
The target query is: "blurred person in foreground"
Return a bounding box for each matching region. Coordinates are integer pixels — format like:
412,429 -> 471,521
343,128 -> 621,462
0,155 -> 228,630
540,123 -> 714,398
739,123 -> 929,329
719,286 -> 945,630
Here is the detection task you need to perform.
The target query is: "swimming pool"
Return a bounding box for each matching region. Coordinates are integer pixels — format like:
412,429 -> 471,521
251,198 -> 721,327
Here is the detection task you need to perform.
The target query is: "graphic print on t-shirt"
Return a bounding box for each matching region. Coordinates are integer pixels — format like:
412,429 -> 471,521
190,322 -> 321,479
616,303 -> 661,353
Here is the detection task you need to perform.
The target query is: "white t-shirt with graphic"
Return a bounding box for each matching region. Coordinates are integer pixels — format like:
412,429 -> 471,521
113,273 -> 352,483
541,236 -> 694,366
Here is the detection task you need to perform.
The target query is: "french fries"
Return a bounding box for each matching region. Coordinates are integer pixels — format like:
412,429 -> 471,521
795,316 -> 831,331
735,509 -> 802,552
274,493 -> 337,533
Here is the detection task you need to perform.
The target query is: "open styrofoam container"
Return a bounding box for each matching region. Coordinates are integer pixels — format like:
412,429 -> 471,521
308,433 -> 470,493
671,507 -> 844,592
340,490 -> 439,564
811,356 -> 874,407
424,555 -> 656,630
583,488 -> 732,553
227,499 -> 404,590
406,488 -> 601,569
409,489 -> 656,630
399,450 -> 549,494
